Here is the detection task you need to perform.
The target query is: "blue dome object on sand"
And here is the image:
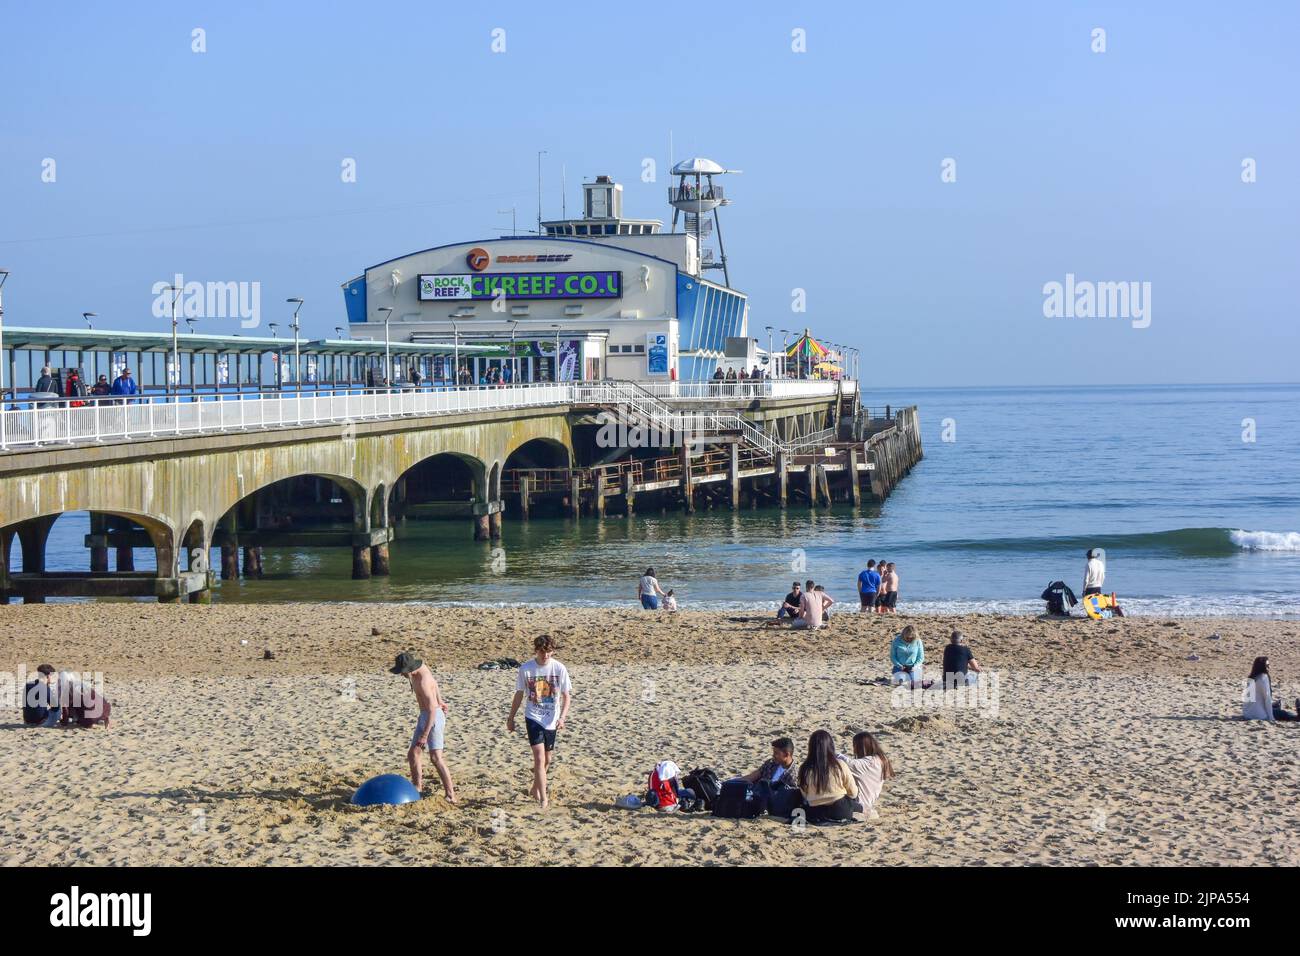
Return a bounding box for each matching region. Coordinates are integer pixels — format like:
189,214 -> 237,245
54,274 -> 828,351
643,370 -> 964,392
351,774 -> 421,807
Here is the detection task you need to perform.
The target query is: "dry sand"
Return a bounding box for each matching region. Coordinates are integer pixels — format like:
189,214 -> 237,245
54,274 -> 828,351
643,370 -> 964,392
2,604 -> 1297,866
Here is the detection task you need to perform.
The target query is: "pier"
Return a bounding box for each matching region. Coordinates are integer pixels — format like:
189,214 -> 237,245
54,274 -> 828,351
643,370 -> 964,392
0,377 -> 921,603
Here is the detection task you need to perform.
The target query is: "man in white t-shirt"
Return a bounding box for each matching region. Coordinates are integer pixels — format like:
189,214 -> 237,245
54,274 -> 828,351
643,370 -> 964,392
507,634 -> 573,809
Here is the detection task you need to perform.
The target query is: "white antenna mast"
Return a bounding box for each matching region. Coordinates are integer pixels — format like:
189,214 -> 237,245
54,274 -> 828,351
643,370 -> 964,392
561,163 -> 567,219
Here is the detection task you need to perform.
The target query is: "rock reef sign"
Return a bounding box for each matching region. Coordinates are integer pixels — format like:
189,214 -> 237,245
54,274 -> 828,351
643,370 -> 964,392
418,271 -> 622,301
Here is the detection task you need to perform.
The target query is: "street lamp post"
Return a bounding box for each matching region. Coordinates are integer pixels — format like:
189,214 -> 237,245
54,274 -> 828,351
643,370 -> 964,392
450,319 -> 459,387
378,307 -> 393,389
764,325 -> 773,377
83,312 -> 96,330
287,298 -> 304,390
509,319 -> 519,384
0,269 -> 9,408
551,324 -> 561,382
165,284 -> 181,396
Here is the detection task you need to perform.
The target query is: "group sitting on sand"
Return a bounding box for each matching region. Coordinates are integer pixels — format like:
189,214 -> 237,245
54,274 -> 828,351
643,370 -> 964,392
767,579 -> 835,629
22,665 -> 112,729
641,730 -> 895,824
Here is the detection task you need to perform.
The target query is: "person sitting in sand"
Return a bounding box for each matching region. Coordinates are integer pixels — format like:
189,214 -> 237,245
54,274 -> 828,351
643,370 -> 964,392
942,630 -> 983,688
638,567 -> 667,610
815,584 -> 835,622
777,581 -> 802,620
797,730 -> 860,824
22,664 -> 60,727
391,651 -> 457,803
507,635 -> 572,809
662,589 -> 678,612
55,671 -> 112,728
791,580 -> 828,630
1241,656 -> 1298,721
890,625 -> 927,688
839,731 -> 894,820
742,736 -> 797,788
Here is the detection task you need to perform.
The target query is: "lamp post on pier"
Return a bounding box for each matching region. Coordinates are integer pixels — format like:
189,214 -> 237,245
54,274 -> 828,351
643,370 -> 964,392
287,298 -> 304,389
378,307 -> 393,388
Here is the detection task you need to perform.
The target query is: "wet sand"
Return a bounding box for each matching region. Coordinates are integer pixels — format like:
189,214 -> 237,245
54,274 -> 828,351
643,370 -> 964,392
2,605 -> 1297,866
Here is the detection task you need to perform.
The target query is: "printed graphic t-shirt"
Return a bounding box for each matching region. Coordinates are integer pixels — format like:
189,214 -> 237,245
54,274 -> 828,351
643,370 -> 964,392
516,658 -> 572,730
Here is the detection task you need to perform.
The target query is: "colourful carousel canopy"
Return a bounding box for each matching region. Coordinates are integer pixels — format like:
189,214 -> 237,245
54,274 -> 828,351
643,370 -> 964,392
786,332 -> 829,361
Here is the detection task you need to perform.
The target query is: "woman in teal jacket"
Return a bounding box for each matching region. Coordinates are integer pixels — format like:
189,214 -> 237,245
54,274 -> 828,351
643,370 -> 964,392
890,625 -> 925,688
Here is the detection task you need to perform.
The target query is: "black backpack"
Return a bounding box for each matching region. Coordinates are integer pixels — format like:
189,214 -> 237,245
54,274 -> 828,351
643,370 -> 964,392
681,768 -> 722,811
712,778 -> 768,819
1041,580 -> 1077,616
767,783 -> 805,820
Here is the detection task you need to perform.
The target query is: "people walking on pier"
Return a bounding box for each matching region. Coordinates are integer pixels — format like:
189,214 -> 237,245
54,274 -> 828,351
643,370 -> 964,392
111,367 -> 138,403
391,651 -> 457,803
638,567 -> 667,609
91,374 -> 111,398
507,635 -> 572,810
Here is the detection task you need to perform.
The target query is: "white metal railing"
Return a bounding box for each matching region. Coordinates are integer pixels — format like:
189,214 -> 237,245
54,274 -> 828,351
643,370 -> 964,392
0,379 -> 858,455
638,380 -> 843,401
0,384 -> 572,453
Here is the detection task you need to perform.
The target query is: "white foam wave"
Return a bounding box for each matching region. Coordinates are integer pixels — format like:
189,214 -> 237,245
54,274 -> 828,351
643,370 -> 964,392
1229,529 -> 1300,552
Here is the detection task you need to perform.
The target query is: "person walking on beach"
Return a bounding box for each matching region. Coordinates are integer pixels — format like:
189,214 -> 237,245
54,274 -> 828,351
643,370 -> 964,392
507,635 -> 572,809
881,562 -> 900,613
1083,548 -> 1106,597
391,652 -> 457,803
638,567 -> 667,609
857,560 -> 881,612
890,625 -> 926,687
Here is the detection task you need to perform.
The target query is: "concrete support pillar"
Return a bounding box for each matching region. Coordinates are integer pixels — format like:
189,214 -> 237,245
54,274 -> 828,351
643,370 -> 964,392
569,476 -> 582,519
89,514 -> 109,573
848,448 -> 862,507
593,472 -> 606,518
352,544 -> 373,578
0,530 -> 12,604
489,510 -> 503,540
776,451 -> 789,508
115,539 -> 135,573
473,514 -> 491,541
370,542 -> 391,576
221,544 -> 239,579
242,545 -> 260,578
680,444 -> 695,513
818,465 -> 832,507
806,463 -> 818,508
727,443 -> 740,510
519,475 -> 531,522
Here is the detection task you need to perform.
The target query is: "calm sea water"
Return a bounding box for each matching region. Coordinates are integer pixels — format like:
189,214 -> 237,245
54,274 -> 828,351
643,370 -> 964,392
40,383 -> 1300,617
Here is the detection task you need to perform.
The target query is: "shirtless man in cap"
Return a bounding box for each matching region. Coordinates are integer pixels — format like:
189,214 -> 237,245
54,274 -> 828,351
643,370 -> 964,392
391,651 -> 457,803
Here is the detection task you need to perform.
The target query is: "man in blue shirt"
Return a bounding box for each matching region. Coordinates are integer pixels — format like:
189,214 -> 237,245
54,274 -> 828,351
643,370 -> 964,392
857,560 -> 881,612
110,367 -> 139,404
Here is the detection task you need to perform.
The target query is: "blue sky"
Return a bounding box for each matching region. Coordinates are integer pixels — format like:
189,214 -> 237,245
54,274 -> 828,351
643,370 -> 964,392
2,0 -> 1296,387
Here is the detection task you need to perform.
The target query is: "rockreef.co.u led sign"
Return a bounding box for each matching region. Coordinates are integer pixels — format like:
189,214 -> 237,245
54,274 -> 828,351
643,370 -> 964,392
418,271 -> 622,301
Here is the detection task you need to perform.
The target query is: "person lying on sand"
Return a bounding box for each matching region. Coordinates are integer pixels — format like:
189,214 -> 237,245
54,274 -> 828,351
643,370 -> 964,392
391,652 -> 457,803
507,635 -> 572,810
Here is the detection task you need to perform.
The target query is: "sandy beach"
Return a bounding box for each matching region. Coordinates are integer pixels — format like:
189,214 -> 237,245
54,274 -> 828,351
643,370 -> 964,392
2,605 -> 1297,867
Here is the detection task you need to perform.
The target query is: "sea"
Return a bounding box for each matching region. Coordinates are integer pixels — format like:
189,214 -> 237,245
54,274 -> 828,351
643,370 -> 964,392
39,383 -> 1300,617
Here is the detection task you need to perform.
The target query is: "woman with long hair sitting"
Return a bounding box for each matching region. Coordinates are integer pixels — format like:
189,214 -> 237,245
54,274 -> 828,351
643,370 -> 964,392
840,731 -> 895,820
797,730 -> 859,824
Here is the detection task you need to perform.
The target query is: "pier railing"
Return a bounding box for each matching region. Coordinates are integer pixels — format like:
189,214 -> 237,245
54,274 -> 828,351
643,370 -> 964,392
0,378 -> 854,454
